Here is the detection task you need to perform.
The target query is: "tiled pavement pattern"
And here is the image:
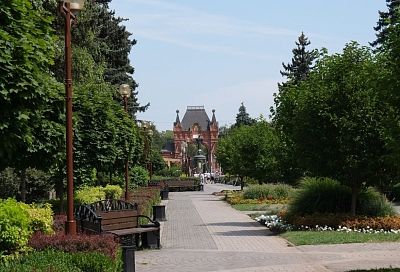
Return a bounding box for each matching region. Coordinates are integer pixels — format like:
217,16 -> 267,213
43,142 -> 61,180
135,183 -> 400,272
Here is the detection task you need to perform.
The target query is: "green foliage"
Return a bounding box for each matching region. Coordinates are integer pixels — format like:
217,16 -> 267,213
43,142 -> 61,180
75,185 -> 124,205
243,184 -> 294,200
129,166 -> 149,189
73,83 -> 140,187
0,0 -> 64,171
279,32 -> 317,83
0,249 -> 122,272
75,187 -> 106,205
280,231 -> 400,246
287,177 -> 395,217
22,203 -> 54,235
216,120 -> 284,182
288,177 -> 351,216
103,185 -> 123,200
0,199 -> 32,256
0,168 -> 19,199
155,165 -> 182,178
234,102 -> 255,127
391,183 -> 400,201
273,42 -> 397,214
357,188 -> 395,217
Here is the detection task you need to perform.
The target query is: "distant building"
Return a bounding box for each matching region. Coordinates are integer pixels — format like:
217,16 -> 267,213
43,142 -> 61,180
162,106 -> 219,174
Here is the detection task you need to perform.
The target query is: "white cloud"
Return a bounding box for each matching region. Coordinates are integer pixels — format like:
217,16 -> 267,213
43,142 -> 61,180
117,0 -> 309,58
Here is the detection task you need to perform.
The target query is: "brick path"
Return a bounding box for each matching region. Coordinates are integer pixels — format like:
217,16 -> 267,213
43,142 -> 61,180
135,184 -> 400,272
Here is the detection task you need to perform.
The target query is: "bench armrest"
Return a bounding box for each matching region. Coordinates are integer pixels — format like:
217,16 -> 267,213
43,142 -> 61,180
138,215 -> 160,227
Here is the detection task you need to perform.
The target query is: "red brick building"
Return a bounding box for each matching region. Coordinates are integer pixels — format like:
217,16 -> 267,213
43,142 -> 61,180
163,106 -> 219,174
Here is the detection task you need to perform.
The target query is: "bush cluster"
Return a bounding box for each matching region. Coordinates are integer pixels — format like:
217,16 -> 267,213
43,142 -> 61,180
243,184 -> 294,200
0,199 -> 54,259
75,185 -> 123,205
28,232 -> 119,259
129,165 -> 149,188
287,177 -> 395,217
0,249 -> 121,272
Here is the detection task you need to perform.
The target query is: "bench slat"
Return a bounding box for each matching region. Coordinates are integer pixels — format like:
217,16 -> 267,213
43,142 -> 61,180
108,227 -> 160,236
101,216 -> 138,226
102,221 -> 138,231
98,210 -> 138,219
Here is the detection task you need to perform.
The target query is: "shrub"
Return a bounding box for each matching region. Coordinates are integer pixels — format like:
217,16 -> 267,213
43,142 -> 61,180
22,203 -> 54,234
357,187 -> 395,217
390,183 -> 400,202
287,177 -> 351,217
103,185 -> 123,200
129,166 -> 149,188
287,177 -> 395,217
75,186 -> 106,205
0,168 -> 19,199
0,199 -> 32,256
28,232 -> 119,259
0,249 -> 122,272
243,184 -> 294,200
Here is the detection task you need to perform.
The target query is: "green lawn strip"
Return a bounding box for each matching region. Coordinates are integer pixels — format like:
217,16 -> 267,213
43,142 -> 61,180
232,203 -> 270,211
232,203 -> 287,212
280,231 -> 400,246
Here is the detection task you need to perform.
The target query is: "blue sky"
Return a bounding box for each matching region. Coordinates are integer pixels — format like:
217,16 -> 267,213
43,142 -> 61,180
110,0 -> 387,131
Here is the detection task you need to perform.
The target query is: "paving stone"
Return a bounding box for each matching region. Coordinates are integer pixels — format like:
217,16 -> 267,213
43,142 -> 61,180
135,183 -> 400,272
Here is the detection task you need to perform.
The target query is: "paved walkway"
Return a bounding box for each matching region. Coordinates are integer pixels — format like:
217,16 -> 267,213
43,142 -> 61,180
135,184 -> 400,272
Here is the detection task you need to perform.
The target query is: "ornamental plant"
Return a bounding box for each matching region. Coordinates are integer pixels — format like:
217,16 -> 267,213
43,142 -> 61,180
0,199 -> 32,257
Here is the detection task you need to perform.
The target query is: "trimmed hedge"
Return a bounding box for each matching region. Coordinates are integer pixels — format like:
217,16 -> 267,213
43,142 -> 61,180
0,249 -> 122,272
28,232 -> 119,259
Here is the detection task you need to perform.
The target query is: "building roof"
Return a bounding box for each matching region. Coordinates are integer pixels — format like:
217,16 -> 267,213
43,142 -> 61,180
181,106 -> 210,131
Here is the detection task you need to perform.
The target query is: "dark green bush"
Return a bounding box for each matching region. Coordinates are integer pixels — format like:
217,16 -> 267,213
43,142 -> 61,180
287,177 -> 394,217
390,183 -> 400,202
0,249 -> 122,272
243,184 -> 294,200
129,165 -> 149,188
357,187 -> 395,216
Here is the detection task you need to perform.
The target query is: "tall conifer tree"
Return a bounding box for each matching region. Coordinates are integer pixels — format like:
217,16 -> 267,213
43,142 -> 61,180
280,32 -> 317,84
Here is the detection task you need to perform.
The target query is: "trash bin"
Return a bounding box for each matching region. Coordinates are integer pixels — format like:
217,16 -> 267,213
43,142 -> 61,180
122,245 -> 135,272
153,205 -> 166,221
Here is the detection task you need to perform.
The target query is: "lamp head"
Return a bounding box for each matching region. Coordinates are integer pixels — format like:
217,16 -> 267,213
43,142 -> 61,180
63,0 -> 85,11
119,84 -> 131,98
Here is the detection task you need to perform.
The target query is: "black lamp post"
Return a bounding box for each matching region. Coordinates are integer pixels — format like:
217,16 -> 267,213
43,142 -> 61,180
119,84 -> 131,201
60,0 -> 85,236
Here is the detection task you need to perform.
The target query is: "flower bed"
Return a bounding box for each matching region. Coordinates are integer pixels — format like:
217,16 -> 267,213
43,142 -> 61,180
255,214 -> 400,234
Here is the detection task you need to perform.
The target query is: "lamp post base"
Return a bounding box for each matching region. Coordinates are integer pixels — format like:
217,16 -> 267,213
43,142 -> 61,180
65,220 -> 77,235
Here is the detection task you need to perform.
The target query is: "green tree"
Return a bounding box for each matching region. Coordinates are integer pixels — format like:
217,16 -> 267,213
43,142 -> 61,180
234,102 -> 255,127
280,32 -> 317,83
0,0 -> 64,202
283,42 -> 394,215
371,0 -> 400,50
216,120 -> 283,184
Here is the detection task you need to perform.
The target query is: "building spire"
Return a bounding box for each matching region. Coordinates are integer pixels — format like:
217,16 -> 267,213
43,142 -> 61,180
174,109 -> 180,126
211,109 -> 216,123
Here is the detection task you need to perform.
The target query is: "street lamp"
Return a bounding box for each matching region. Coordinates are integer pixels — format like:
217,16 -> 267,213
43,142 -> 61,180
59,0 -> 85,235
119,84 -> 131,201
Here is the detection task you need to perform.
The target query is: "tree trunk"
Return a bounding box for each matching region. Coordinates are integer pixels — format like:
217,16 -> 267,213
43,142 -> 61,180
350,185 -> 360,216
240,176 -> 244,191
20,169 -> 27,203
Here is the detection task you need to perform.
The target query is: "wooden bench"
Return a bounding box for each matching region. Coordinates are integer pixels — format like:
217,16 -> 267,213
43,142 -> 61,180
165,179 -> 201,191
75,199 -> 160,248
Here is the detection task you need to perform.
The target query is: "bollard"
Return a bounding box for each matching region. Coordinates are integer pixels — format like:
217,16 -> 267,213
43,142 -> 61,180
153,205 -> 166,221
122,245 -> 135,272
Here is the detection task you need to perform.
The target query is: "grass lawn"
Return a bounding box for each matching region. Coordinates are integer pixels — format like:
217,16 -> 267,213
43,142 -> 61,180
280,231 -> 400,246
232,203 -> 287,212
